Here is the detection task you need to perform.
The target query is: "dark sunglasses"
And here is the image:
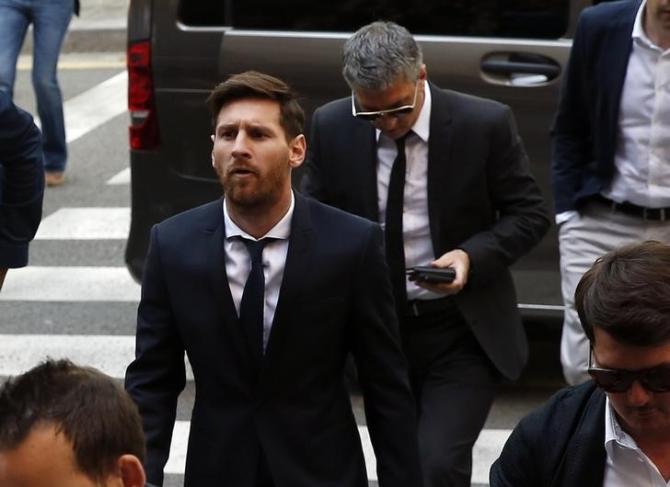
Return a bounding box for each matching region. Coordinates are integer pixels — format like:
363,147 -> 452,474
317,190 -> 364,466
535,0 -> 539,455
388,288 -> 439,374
588,351 -> 670,393
351,81 -> 420,121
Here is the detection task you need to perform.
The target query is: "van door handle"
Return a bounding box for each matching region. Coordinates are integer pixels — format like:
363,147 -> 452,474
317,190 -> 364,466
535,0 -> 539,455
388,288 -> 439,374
481,60 -> 560,77
481,53 -> 560,86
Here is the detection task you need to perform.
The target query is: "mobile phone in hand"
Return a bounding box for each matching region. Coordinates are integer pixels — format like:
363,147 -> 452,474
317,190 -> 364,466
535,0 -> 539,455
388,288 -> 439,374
407,266 -> 456,284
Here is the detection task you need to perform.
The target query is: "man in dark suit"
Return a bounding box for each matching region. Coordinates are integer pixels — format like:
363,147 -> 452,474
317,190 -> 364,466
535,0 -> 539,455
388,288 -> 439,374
0,91 -> 44,291
491,241 -> 670,486
552,0 -> 670,385
301,21 -> 549,487
125,71 -> 422,487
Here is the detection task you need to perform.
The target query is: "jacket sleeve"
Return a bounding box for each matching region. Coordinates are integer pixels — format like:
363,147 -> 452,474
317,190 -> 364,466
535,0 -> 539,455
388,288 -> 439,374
550,11 -> 593,214
489,416 -> 541,487
0,94 -> 44,268
350,223 -> 423,487
125,224 -> 186,487
458,105 -> 550,285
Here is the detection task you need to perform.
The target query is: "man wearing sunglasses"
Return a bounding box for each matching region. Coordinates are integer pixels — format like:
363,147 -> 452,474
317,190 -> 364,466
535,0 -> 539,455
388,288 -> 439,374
491,240 -> 670,486
301,20 -> 549,487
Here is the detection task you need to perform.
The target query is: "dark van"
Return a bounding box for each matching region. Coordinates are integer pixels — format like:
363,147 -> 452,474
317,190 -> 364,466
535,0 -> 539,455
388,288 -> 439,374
125,0 -> 608,328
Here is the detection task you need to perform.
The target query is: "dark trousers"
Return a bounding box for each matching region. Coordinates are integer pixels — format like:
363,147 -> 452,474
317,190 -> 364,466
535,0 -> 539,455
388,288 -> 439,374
402,302 -> 498,487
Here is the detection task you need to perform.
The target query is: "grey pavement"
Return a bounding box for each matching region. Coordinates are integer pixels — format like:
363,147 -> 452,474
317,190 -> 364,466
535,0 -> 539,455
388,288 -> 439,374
21,0 -> 128,54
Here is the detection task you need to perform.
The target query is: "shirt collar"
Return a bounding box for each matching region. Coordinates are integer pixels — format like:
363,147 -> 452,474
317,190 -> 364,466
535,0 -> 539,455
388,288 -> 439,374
375,81 -> 432,143
604,396 -> 639,454
223,191 -> 294,241
632,0 -> 660,50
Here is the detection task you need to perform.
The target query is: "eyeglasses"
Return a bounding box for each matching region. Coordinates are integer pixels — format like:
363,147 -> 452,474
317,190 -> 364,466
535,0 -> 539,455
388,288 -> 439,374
351,81 -> 420,121
588,350 -> 670,393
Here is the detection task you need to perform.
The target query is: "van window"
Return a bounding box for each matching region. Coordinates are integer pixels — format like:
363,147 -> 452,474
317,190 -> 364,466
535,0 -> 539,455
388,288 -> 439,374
179,0 -> 569,39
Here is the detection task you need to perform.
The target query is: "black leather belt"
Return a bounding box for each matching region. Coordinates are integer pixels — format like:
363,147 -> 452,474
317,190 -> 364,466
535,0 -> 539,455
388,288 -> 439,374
593,194 -> 670,222
406,297 -> 454,317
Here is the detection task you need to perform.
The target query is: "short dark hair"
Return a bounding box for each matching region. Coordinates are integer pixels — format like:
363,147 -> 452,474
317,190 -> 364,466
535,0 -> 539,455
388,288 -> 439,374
575,240 -> 670,346
206,70 -> 304,140
0,359 -> 145,482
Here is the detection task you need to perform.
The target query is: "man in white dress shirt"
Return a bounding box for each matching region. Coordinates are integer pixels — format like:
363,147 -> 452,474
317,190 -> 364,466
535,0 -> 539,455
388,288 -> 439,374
491,240 -> 670,486
552,0 -> 670,385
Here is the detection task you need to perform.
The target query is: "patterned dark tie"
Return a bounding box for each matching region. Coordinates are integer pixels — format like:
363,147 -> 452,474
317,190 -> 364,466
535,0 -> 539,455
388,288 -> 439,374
385,133 -> 410,309
239,238 -> 273,359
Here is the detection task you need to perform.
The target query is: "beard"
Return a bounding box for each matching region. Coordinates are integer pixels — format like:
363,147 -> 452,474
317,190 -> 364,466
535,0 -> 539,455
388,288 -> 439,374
220,163 -> 286,211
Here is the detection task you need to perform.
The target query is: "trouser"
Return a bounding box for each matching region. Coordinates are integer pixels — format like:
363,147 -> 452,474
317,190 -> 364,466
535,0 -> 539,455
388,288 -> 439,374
402,301 -> 498,487
0,0 -> 73,172
559,201 -> 670,385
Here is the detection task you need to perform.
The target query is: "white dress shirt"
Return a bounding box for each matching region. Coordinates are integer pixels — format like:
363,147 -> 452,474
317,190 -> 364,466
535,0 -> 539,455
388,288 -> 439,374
604,397 -> 670,486
376,83 -> 441,300
604,0 -> 670,208
223,192 -> 293,351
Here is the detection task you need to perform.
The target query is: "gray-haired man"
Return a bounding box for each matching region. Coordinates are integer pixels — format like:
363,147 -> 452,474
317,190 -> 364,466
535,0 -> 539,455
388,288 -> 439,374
301,20 -> 549,487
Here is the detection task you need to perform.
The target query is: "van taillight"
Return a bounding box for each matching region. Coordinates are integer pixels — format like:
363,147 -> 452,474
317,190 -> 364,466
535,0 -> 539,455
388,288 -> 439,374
128,40 -> 159,150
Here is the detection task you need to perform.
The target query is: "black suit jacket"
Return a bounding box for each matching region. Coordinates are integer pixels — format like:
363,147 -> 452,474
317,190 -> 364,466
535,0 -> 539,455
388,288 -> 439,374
490,382 -> 606,486
301,84 -> 549,380
125,193 -> 422,487
551,0 -> 641,214
0,92 -> 43,268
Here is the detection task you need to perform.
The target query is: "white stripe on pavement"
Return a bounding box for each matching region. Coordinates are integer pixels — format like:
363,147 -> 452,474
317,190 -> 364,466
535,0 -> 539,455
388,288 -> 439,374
164,422 -> 511,484
65,71 -> 127,143
0,266 -> 140,302
36,208 -> 130,240
107,168 -> 131,185
0,334 -> 194,381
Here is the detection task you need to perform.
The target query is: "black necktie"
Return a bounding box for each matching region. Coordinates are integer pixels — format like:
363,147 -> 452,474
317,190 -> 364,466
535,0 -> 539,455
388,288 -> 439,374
239,238 -> 273,359
385,133 -> 410,308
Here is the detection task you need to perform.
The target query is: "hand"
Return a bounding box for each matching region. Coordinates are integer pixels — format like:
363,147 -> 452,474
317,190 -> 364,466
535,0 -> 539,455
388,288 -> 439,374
0,268 -> 7,291
412,249 -> 470,296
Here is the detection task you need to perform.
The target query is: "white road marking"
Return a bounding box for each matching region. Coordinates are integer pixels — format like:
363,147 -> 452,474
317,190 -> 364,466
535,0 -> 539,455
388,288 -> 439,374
35,208 -> 130,240
64,71 -> 127,143
107,168 -> 131,185
164,421 -> 511,484
0,334 -> 194,381
0,266 -> 140,302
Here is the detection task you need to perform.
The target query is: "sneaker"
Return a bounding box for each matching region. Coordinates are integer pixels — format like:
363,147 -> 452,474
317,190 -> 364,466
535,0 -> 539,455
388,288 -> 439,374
45,171 -> 65,187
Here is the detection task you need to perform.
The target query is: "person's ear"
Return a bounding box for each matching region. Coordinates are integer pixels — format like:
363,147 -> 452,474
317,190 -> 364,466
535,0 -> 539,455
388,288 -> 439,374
288,134 -> 306,169
117,454 -> 146,487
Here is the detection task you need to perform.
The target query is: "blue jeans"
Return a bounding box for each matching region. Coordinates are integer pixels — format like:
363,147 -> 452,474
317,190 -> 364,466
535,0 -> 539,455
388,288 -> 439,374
0,0 -> 73,173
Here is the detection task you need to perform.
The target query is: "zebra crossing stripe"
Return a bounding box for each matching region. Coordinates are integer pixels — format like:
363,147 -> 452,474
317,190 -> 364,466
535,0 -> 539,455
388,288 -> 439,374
64,71 -> 127,144
106,168 -> 131,185
0,267 -> 140,302
36,208 -> 130,240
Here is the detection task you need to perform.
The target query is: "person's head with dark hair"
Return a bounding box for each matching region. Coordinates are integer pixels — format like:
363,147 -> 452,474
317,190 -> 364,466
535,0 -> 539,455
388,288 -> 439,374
575,240 -> 670,444
206,71 -> 306,238
206,70 -> 305,141
0,359 -> 146,487
575,240 -> 670,346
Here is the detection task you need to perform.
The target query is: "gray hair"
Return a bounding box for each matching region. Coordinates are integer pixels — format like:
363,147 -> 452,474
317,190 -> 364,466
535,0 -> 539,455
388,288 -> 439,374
342,21 -> 423,90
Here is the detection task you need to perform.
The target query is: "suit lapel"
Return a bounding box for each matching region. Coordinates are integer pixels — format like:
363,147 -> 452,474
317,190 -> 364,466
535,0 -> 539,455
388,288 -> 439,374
426,85 -> 454,255
204,200 -> 257,371
261,193 -> 314,377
